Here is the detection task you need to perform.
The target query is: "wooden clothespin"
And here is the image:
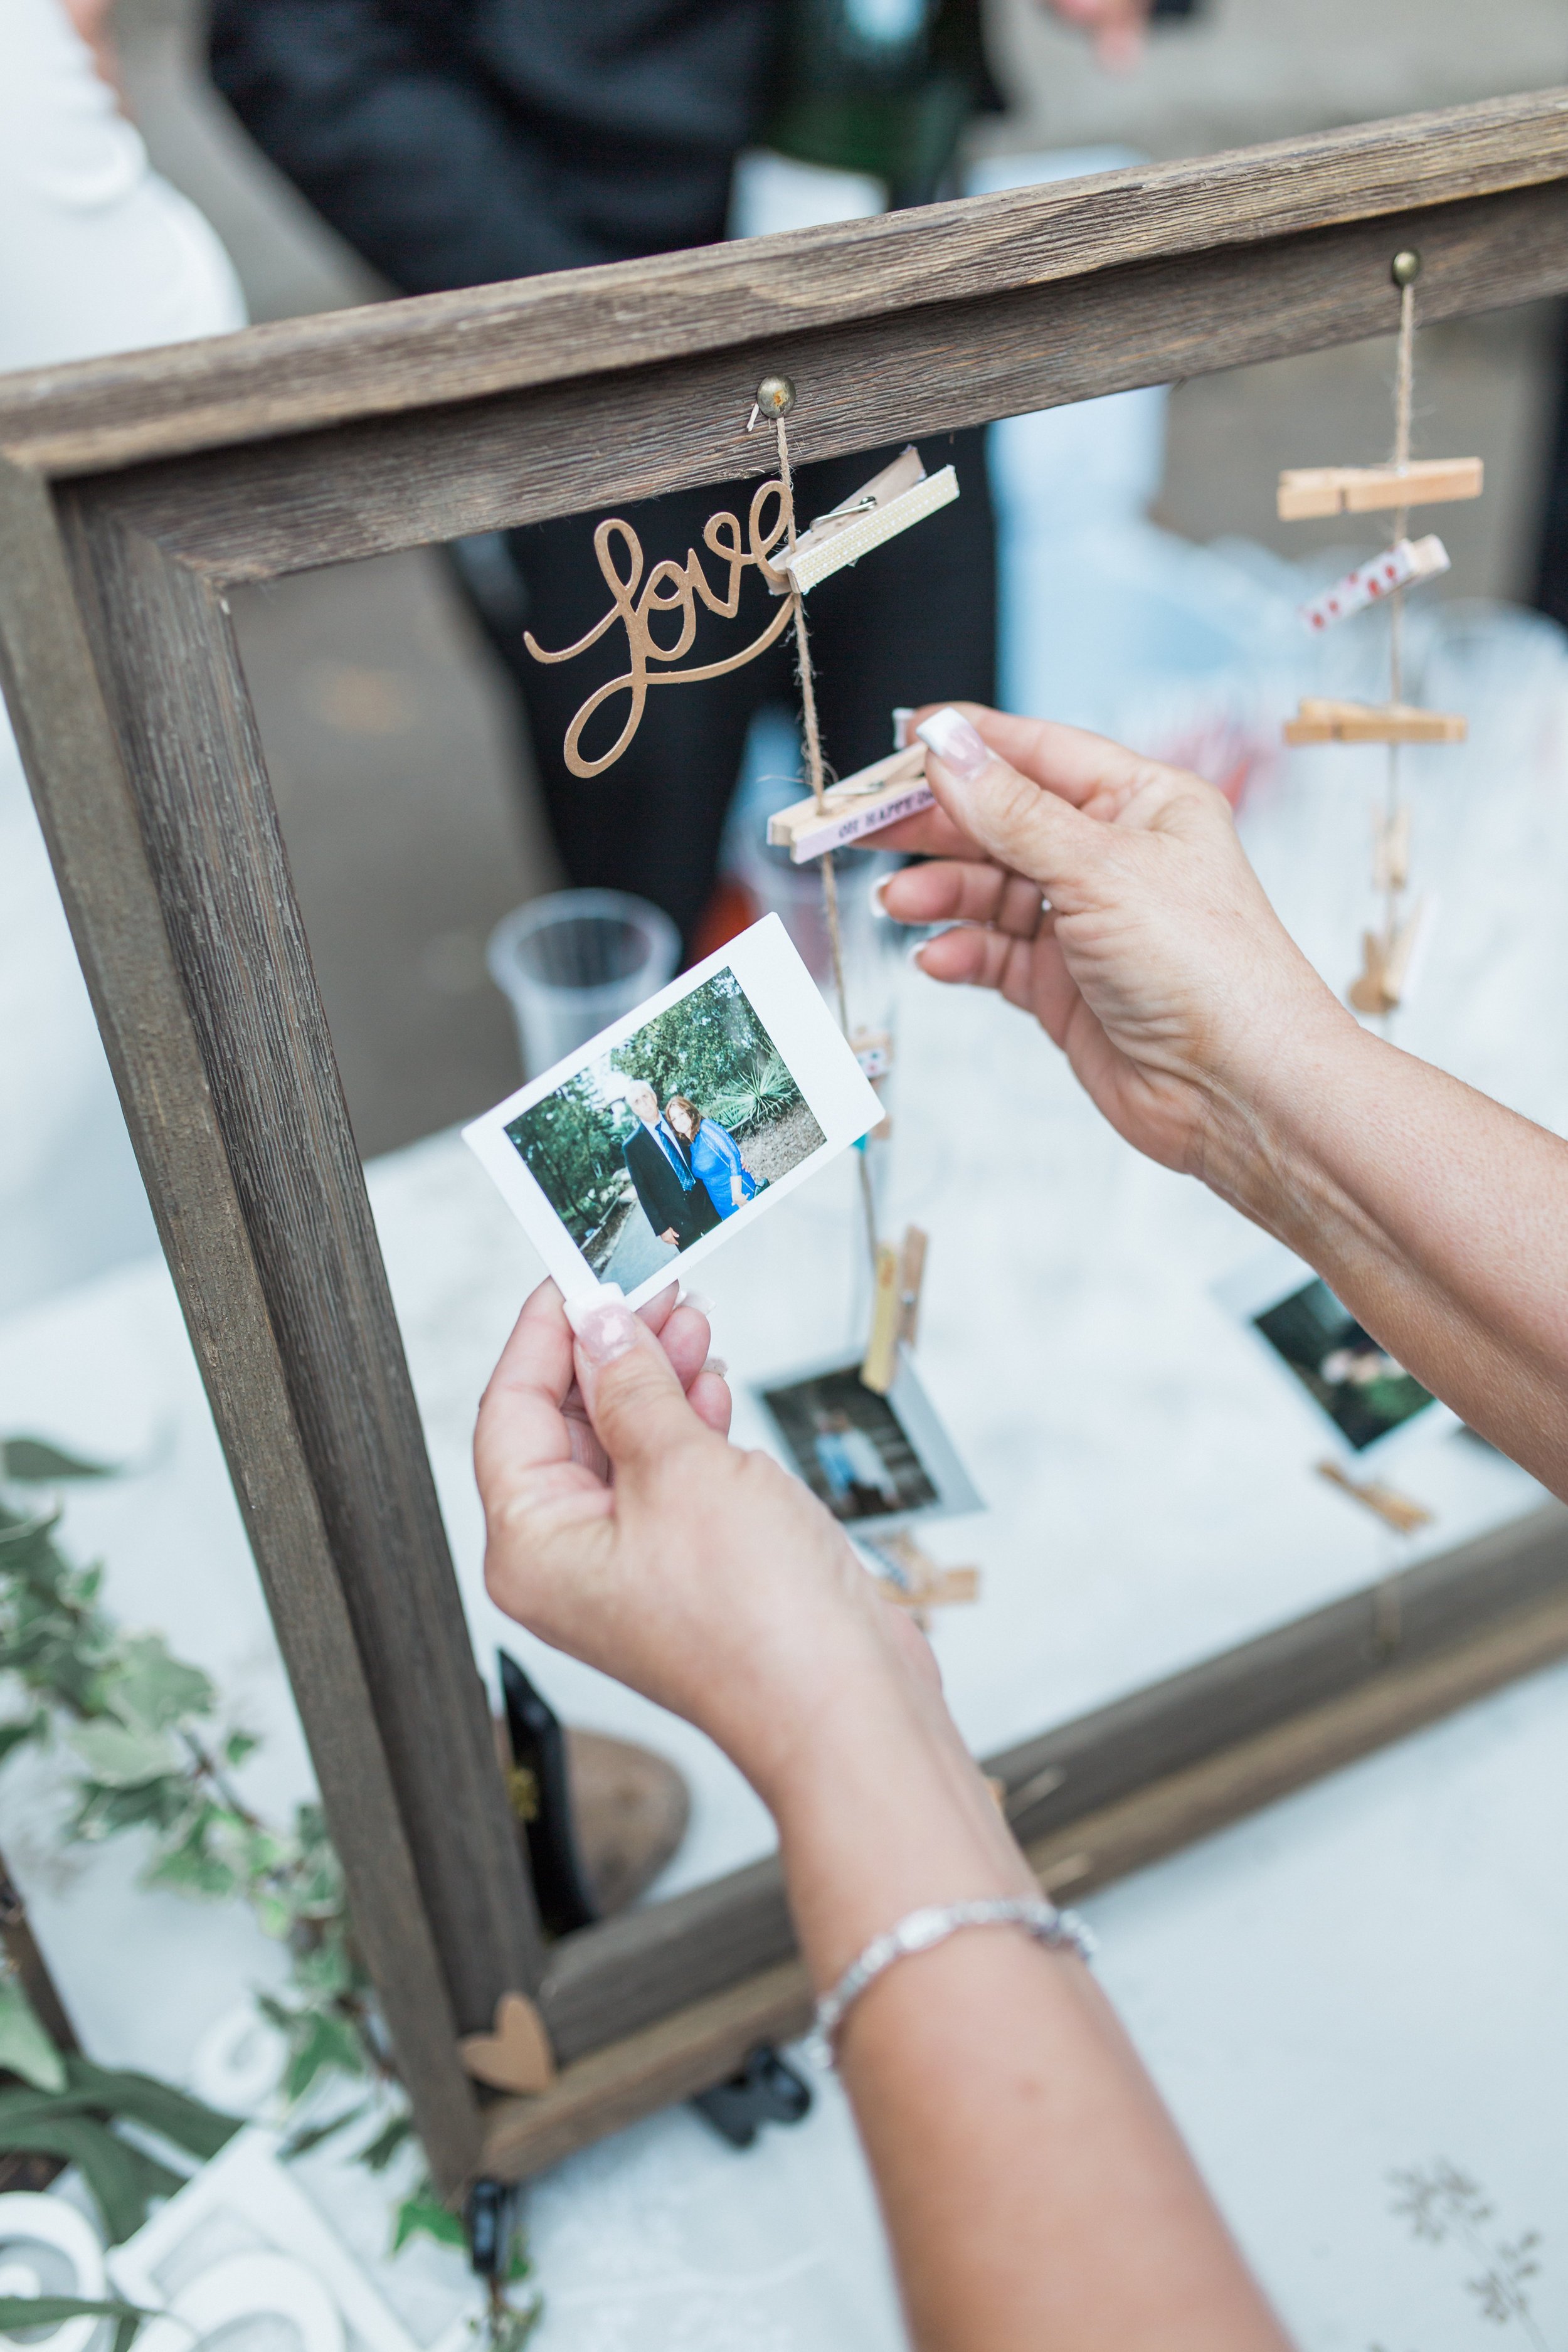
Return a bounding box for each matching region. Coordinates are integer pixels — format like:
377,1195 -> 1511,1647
1283,697 -> 1466,746
898,1224 -> 928,1348
1348,898 -> 1429,1015
1277,457 -> 1482,520
851,1027 -> 894,1083
1299,535 -> 1450,633
775,447 -> 960,595
1372,805 -> 1411,895
1316,1458 -> 1433,1535
860,1224 -> 928,1392
862,1527 -> 980,1613
767,743 -> 933,863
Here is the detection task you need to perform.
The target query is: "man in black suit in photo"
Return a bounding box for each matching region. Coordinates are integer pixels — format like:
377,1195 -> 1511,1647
621,1081 -> 719,1253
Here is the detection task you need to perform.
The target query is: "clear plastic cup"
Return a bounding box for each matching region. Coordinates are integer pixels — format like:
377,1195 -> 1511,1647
487,890 -> 681,1078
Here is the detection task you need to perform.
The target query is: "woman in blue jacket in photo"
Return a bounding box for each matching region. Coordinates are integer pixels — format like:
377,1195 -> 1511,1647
665,1094 -> 759,1221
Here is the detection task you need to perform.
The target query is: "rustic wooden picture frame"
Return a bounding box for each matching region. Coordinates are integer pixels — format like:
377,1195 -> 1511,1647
3,92 -> 1568,2197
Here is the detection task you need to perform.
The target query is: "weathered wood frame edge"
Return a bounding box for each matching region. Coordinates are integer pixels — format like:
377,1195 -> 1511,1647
1,93 -> 1566,2193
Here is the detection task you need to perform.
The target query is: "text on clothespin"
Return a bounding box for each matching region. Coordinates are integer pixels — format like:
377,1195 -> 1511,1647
1299,535 -> 1450,633
1283,697 -> 1466,746
775,446 -> 960,595
1277,457 -> 1483,520
768,743 -> 934,863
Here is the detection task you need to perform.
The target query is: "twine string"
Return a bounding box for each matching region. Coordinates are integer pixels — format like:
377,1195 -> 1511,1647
1380,273 -> 1418,1027
774,411 -> 881,1271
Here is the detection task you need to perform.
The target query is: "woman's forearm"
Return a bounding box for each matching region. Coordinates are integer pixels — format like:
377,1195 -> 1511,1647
767,1668 -> 1289,2351
1204,1019 -> 1568,1495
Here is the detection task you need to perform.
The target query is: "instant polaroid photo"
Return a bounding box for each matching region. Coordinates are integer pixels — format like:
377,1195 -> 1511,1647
755,1351 -> 982,1535
464,914 -> 882,1310
1213,1241 -> 1458,1465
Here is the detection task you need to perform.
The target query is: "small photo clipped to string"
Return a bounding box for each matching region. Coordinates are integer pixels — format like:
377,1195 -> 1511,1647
464,914 -> 882,1310
755,1352 -> 981,1536
1213,1241 -> 1456,1468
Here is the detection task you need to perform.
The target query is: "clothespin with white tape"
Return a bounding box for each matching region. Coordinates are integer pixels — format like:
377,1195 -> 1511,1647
771,446 -> 960,596
768,741 -> 935,863
1299,535 -> 1449,633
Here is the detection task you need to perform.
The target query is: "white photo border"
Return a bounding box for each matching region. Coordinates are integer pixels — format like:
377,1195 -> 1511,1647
753,1345 -> 983,1535
1212,1239 -> 1459,1467
464,913 -> 882,1309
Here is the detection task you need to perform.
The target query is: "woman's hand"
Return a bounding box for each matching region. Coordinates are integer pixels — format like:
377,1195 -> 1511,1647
879,707 -> 1353,1188
475,1280 -> 928,1804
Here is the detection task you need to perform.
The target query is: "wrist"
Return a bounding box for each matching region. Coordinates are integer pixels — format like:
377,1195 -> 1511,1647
1196,983 -> 1370,1242
763,1640 -> 1036,1989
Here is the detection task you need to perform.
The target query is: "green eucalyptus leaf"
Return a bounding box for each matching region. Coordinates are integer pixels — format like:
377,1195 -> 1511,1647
489,2298 -> 544,2352
66,1719 -> 179,1788
0,2295 -> 151,2335
283,2010 -> 366,2103
281,2103 -> 366,2160
223,1729 -> 260,1769
108,1636 -> 215,1733
253,1894 -> 294,1940
0,1978 -> 66,2092
356,2111 -> 412,2173
144,1840 -> 240,1901
60,2057 -> 241,2163
0,1713 -> 47,1767
391,2195 -> 467,2255
0,2112 -> 183,2242
1,1439 -> 117,1484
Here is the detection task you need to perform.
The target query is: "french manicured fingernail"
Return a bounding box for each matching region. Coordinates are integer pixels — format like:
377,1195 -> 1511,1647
679,1288 -> 714,1316
869,874 -> 894,918
916,707 -> 990,783
701,1355 -> 728,1379
566,1286 -> 637,1365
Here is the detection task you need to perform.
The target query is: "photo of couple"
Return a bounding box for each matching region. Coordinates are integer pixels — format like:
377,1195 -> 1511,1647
1253,1274 -> 1434,1453
504,967 -> 826,1290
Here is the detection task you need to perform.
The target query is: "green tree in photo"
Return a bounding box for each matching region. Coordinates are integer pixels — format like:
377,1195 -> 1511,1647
505,971 -> 818,1251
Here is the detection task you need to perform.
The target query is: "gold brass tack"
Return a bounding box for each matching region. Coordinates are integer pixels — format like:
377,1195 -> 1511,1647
1391,248 -> 1422,288
755,373 -> 797,417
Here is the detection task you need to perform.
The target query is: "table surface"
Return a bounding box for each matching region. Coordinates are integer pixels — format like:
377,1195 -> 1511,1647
6,538 -> 1568,2347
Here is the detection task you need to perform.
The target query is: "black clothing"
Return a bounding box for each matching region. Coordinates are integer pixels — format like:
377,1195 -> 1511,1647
623,1120 -> 719,1248
209,0 -> 777,292
210,0 -> 997,949
499,426 -> 995,945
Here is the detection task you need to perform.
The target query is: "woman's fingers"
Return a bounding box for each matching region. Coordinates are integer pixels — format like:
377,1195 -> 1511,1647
686,1367 -> 734,1438
916,704 -> 1171,815
881,857 -> 1044,936
571,1294 -> 714,1478
656,1299 -> 714,1392
475,1283 -> 609,1520
913,923 -> 1037,1009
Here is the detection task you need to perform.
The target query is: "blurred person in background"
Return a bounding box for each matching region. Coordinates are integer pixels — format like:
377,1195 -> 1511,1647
0,0 -> 246,1314
207,0 -> 1175,959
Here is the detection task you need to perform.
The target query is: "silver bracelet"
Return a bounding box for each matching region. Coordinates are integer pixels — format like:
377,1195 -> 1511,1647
806,1896 -> 1096,2069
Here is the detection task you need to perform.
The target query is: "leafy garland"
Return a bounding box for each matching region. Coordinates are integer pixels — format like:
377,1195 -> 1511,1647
0,1437 -> 541,2347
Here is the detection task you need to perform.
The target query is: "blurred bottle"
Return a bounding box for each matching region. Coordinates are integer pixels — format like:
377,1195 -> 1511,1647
764,0 -> 999,208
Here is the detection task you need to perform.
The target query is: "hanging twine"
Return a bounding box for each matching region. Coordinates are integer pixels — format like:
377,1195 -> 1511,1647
1379,264 -> 1419,1025
773,411 -> 881,1271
